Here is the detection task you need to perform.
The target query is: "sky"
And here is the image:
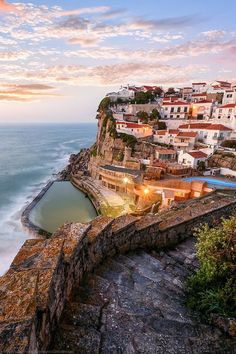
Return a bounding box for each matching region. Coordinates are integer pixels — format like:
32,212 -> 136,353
0,0 -> 235,123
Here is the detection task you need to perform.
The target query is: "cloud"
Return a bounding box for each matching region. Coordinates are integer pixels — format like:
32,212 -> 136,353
57,6 -> 109,17
0,82 -> 58,101
101,9 -> 127,19
201,30 -> 226,39
131,14 -> 203,30
0,0 -> 15,12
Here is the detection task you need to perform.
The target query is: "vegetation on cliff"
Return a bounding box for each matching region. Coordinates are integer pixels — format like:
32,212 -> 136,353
187,217 -> 236,319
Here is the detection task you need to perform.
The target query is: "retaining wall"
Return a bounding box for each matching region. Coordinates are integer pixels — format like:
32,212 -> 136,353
1,190 -> 236,353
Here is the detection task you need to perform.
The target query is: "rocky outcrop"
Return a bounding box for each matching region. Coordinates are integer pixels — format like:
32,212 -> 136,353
208,151 -> 236,171
59,147 -> 93,180
1,190 -> 236,353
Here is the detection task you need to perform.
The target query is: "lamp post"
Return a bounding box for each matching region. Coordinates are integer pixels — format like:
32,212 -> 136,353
123,177 -> 129,194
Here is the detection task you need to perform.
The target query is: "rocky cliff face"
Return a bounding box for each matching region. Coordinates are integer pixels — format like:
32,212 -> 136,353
208,151 -> 236,171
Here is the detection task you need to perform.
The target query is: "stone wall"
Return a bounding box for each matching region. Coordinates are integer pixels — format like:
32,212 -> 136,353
1,190 -> 236,353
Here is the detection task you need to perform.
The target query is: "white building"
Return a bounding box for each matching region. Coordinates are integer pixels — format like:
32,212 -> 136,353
161,101 -> 190,119
106,86 -> 135,101
190,100 -> 213,119
116,121 -> 153,138
181,87 -> 192,100
210,80 -> 231,90
212,103 -> 236,137
153,129 -> 178,144
191,93 -> 207,102
192,82 -> 207,93
222,89 -> 236,105
178,150 -> 208,169
179,123 -> 232,147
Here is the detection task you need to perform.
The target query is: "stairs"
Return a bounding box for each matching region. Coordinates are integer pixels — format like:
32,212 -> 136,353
51,238 -> 235,353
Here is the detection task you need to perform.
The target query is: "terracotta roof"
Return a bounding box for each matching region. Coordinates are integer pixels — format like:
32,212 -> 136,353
179,123 -> 210,129
191,100 -> 212,104
219,103 -> 236,108
207,124 -> 232,131
116,122 -> 151,129
156,130 -> 167,135
169,129 -> 179,134
163,101 -> 189,106
179,123 -> 231,131
215,80 -> 231,85
192,82 -> 206,85
187,151 -> 207,158
177,132 -> 197,138
192,93 -> 207,97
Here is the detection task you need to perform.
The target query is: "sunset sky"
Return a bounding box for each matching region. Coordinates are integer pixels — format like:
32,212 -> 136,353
0,0 -> 235,123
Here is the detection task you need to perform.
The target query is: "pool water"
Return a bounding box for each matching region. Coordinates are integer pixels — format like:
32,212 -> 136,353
29,181 -> 97,233
184,177 -> 236,189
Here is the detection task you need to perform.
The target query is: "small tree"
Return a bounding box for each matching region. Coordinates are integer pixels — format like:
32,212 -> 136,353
187,217 -> 236,319
137,111 -> 149,123
150,108 -> 161,120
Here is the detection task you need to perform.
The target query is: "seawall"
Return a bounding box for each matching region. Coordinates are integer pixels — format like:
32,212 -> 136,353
1,190 -> 236,353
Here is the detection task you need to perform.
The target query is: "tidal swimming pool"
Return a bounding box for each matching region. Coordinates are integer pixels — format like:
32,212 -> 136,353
184,177 -> 236,189
29,181 -> 97,233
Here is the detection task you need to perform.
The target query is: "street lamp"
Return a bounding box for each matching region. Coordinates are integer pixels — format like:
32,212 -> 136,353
123,176 -> 129,194
144,187 -> 150,195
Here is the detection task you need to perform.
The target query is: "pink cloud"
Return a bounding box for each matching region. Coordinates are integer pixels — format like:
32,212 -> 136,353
0,0 -> 15,12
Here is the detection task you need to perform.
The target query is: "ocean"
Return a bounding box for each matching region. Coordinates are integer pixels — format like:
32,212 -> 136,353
0,123 -> 96,275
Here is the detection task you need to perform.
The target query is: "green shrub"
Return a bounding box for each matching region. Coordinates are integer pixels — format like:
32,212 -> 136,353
187,217 -> 236,319
98,97 -> 111,111
119,133 -> 137,149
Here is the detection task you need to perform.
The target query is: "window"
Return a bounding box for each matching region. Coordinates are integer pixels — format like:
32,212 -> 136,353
177,115 -> 180,118
218,116 -> 221,119
177,107 -> 181,112
219,109 -> 222,113
184,107 -> 188,112
170,115 -> 173,118
229,109 -> 232,113
171,107 -> 174,113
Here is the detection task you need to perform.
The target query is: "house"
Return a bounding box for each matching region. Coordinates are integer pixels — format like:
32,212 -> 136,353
153,129 -> 178,144
155,148 -> 176,161
212,103 -> 236,137
173,131 -> 197,151
116,121 -> 153,138
190,100 -> 213,119
222,89 -> 236,105
191,93 -> 207,102
178,150 -> 208,169
211,81 -> 231,90
181,87 -> 192,100
161,101 -> 190,119
179,123 -> 232,147
192,82 -> 207,93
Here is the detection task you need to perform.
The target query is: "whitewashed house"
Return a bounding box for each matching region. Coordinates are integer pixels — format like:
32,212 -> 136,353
161,101 -> 190,119
178,150 -> 208,169
191,93 -> 207,102
222,89 -> 236,105
179,123 -> 232,147
116,121 -> 153,138
192,82 -> 207,93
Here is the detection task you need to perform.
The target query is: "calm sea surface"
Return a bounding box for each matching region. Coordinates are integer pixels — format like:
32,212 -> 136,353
0,123 -> 96,275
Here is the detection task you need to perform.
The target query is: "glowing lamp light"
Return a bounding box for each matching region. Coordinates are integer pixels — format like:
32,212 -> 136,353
123,177 -> 129,184
144,188 -> 150,195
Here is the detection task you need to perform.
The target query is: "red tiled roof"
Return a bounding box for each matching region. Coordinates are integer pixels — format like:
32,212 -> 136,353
219,103 -> 236,108
191,100 -> 212,104
116,122 -> 151,129
169,129 -> 179,134
207,124 -> 232,131
163,101 -> 189,106
177,132 -> 197,138
179,123 -> 232,131
188,151 -> 207,158
192,82 -> 206,85
156,130 -> 167,135
215,80 -> 231,85
179,123 -> 210,129
192,93 -> 207,97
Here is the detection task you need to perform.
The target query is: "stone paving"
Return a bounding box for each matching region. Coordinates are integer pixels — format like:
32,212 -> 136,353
51,238 -> 235,353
